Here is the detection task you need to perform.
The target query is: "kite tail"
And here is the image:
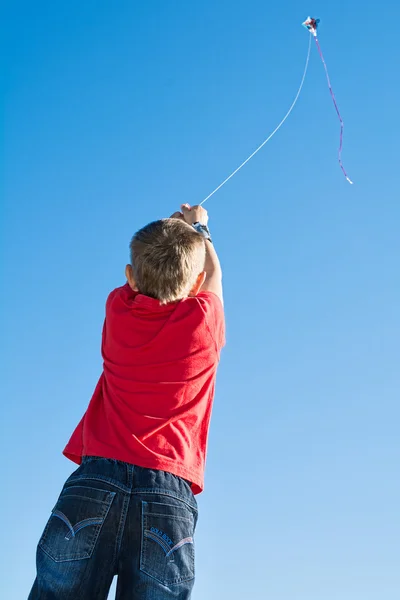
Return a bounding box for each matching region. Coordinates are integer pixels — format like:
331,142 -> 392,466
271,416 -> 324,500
314,36 -> 353,184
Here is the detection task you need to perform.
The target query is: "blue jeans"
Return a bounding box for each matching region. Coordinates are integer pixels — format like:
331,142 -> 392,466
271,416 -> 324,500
29,457 -> 198,599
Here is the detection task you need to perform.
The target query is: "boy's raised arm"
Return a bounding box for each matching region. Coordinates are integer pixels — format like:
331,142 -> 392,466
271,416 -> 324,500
201,239 -> 223,303
181,204 -> 223,304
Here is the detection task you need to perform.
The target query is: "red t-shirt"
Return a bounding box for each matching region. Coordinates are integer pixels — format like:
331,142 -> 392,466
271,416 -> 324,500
63,284 -> 225,494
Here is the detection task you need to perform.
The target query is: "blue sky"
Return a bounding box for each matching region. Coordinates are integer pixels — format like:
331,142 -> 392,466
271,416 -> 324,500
1,2 -> 400,598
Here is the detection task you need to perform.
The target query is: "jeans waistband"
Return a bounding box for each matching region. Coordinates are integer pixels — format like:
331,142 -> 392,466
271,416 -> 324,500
69,456 -> 197,510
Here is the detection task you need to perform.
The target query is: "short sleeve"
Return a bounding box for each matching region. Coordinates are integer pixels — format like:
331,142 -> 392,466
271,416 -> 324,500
196,291 -> 226,352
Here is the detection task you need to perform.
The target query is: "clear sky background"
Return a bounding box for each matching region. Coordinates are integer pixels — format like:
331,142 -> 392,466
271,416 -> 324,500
1,2 -> 400,599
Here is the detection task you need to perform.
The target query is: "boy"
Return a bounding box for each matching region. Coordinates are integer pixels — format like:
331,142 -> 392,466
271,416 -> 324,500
29,204 -> 224,600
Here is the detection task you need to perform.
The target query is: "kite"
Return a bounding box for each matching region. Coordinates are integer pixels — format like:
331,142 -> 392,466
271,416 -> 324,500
200,17 -> 353,205
302,17 -> 320,36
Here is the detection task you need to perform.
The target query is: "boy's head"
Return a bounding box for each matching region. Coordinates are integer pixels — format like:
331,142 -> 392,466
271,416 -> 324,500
126,218 -> 206,304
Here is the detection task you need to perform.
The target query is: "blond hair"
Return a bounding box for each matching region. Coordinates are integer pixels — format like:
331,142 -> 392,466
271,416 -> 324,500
130,219 -> 206,304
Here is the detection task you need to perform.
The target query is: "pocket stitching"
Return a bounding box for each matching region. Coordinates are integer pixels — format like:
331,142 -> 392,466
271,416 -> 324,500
140,501 -> 195,585
39,488 -> 115,563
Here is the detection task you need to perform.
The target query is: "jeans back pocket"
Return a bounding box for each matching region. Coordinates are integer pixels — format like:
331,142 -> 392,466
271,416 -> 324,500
39,485 -> 115,562
140,500 -> 196,585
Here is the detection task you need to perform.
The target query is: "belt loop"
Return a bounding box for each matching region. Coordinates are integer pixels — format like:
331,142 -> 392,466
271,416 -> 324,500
126,463 -> 134,490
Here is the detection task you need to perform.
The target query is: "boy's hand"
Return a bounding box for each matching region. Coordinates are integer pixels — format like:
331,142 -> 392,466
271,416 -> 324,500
181,204 -> 208,226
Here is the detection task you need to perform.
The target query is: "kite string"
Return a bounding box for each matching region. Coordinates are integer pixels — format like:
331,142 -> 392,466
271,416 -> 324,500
199,34 -> 312,205
313,35 -> 353,184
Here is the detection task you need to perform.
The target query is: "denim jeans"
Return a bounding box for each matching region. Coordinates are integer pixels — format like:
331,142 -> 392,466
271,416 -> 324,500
29,457 -> 198,599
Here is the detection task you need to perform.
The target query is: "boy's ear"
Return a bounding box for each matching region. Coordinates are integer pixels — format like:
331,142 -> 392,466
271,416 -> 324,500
125,264 -> 138,291
188,271 -> 206,297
